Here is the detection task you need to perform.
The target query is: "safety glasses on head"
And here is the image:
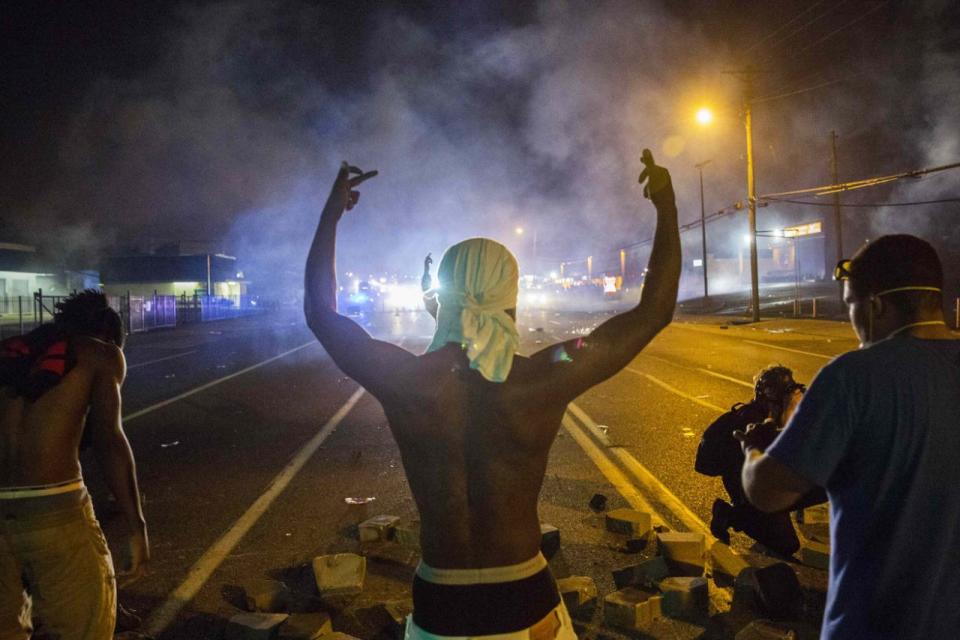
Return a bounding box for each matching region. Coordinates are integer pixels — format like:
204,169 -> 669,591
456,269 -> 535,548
834,258 -> 941,297
834,259 -> 853,281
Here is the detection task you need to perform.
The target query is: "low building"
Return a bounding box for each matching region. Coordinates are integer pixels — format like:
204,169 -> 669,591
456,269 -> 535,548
0,242 -> 99,298
100,253 -> 248,299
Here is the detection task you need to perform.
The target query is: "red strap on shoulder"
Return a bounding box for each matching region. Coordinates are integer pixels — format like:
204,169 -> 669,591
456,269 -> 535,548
32,340 -> 68,377
1,337 -> 31,359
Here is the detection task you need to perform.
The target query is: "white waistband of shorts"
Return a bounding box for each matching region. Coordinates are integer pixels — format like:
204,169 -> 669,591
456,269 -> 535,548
415,552 -> 548,585
0,479 -> 85,500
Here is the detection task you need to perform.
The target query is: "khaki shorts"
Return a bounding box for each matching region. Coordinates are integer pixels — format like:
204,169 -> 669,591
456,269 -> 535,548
0,489 -> 116,640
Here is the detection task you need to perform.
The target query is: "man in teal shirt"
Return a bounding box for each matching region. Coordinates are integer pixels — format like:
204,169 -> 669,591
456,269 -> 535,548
739,234 -> 960,638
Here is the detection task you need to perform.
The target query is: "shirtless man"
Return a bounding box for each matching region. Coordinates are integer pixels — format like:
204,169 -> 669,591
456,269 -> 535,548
305,160 -> 679,638
0,290 -> 148,639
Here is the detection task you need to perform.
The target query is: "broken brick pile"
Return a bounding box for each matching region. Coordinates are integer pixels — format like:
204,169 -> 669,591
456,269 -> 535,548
204,502 -> 816,639
223,513 -> 414,640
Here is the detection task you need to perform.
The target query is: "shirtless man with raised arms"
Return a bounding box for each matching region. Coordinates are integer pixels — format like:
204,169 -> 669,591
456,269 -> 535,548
305,156 -> 679,638
0,290 -> 148,639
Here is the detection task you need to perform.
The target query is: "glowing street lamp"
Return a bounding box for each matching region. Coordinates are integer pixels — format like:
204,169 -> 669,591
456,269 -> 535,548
696,107 -> 714,126
514,225 -> 540,275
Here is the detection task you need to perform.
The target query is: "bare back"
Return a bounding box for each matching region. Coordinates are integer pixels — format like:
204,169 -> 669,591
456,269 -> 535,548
0,337 -> 122,487
304,159 -> 680,572
379,344 -> 568,569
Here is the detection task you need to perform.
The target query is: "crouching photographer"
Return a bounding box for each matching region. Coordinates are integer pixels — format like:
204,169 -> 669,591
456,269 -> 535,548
695,365 -> 824,556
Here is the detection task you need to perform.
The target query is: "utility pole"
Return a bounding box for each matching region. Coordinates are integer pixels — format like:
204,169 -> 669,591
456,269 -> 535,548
695,159 -> 713,302
831,130 -> 843,302
744,83 -> 761,322
724,67 -> 763,322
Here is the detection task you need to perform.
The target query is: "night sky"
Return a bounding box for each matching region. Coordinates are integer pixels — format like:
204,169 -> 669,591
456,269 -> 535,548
2,0 -> 958,290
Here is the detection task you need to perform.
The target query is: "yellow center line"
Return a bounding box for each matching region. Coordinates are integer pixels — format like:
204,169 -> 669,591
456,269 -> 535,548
560,415 -> 660,522
564,403 -> 748,580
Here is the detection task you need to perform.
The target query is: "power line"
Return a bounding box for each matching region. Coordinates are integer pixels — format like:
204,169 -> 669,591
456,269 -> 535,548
752,75 -> 856,104
791,0 -> 891,58
756,0 -> 851,64
761,161 -> 960,199
764,197 -> 960,208
741,0 -> 831,58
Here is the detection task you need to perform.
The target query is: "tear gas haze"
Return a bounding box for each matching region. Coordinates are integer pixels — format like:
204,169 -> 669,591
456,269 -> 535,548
3,1 -> 958,300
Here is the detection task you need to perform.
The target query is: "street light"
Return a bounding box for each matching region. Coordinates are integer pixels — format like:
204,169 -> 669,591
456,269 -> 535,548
514,226 -> 539,275
694,158 -> 712,302
695,94 -> 760,321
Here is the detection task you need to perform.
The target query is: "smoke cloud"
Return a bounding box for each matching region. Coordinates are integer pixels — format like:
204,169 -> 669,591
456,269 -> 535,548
14,0 -> 960,296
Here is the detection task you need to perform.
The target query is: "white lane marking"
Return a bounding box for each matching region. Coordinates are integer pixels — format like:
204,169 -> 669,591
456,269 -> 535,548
561,415 -> 660,521
625,368 -> 726,413
565,403 -> 748,579
696,367 -> 754,389
123,341 -> 316,422
671,322 -> 839,360
127,350 -> 198,370
143,385 -> 366,637
638,352 -> 754,390
741,339 -> 832,360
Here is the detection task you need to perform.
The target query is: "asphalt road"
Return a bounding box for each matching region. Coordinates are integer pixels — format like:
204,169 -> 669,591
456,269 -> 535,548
88,307 -> 862,638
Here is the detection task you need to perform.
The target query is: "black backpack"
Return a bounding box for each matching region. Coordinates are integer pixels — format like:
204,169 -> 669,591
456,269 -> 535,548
694,401 -> 765,477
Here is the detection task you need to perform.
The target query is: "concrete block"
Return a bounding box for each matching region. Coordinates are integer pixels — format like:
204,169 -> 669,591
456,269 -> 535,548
709,541 -> 750,588
225,613 -> 289,640
623,537 -> 649,553
612,556 -> 669,589
358,514 -> 400,542
243,579 -> 292,613
540,523 -> 561,560
800,503 -> 830,524
312,553 -> 366,597
754,562 -> 801,620
800,538 -> 830,570
732,567 -> 759,613
658,576 -> 709,619
656,531 -> 705,576
734,619 -> 798,640
393,521 -> 420,548
556,576 -> 598,613
277,613 -> 332,640
605,508 -> 653,537
603,587 -> 663,630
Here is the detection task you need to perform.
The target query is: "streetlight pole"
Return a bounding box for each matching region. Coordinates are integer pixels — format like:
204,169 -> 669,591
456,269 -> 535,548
744,99 -> 761,322
533,227 -> 538,277
831,130 -> 844,304
695,159 -> 713,302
